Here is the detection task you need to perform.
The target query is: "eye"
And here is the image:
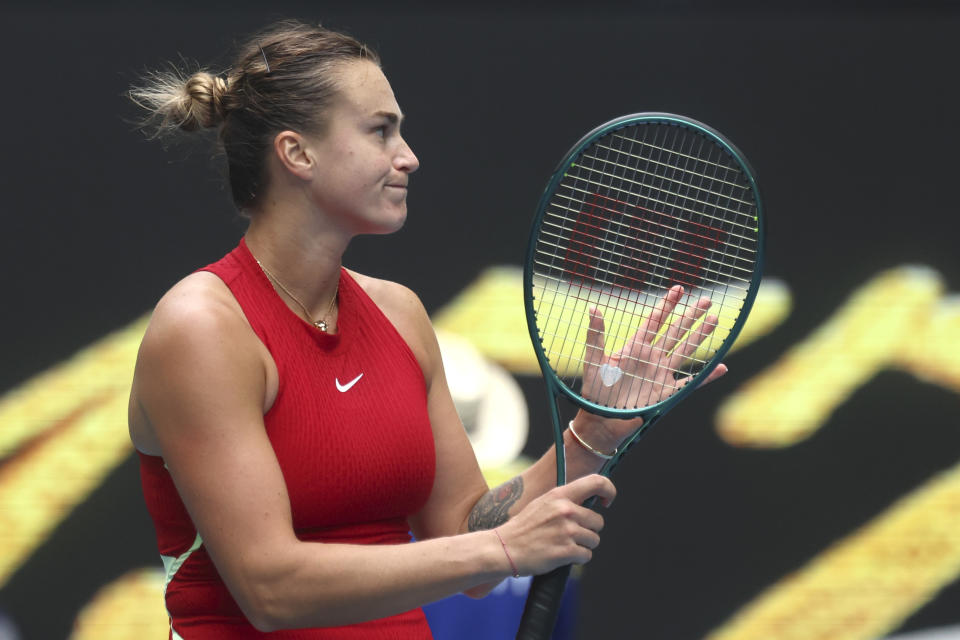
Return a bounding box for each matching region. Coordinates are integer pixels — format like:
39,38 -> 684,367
374,125 -> 388,139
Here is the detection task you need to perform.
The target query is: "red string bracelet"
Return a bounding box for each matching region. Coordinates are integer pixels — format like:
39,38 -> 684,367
493,528 -> 520,578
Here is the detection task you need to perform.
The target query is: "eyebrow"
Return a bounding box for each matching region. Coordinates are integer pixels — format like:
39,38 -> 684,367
373,110 -> 404,124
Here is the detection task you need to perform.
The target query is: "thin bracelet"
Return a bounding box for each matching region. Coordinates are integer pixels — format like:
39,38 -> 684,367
567,420 -> 617,460
493,528 -> 520,578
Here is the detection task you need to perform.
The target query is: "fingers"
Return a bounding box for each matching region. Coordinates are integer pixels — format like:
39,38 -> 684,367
500,474 -> 616,575
697,362 -> 728,388
673,313 -> 720,362
571,525 -> 602,553
659,295 -> 713,355
533,479 -> 609,566
552,496 -> 606,533
621,285 -> 685,368
584,306 -> 606,367
559,473 -> 617,509
638,285 -> 684,346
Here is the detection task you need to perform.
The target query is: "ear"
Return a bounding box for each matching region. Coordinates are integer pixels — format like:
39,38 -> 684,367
272,130 -> 314,180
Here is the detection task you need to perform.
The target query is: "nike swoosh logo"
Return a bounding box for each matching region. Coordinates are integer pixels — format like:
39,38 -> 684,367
336,373 -> 364,393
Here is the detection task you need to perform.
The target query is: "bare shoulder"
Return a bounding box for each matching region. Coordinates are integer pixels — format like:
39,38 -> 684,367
154,270 -> 231,313
130,271 -> 272,453
139,272 -> 253,355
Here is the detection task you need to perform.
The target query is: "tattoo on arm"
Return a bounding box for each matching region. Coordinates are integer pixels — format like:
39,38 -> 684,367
468,477 -> 524,531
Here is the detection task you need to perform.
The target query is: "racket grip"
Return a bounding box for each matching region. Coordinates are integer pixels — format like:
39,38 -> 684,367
515,564 -> 572,640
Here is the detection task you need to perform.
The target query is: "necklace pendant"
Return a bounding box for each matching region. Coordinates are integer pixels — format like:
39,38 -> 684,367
315,319 -> 328,332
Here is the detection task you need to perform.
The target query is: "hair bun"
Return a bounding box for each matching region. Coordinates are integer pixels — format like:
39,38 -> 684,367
182,71 -> 228,130
129,68 -> 229,137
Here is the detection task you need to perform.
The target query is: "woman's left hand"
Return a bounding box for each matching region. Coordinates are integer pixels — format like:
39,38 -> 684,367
577,284 -> 728,444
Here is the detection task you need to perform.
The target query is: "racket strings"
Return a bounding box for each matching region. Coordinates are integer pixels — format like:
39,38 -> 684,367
532,269 -> 743,326
532,121 -> 758,410
536,215 -> 753,290
554,184 -> 758,241
545,136 -> 755,294
578,148 -> 757,212
531,282 -> 736,335
537,326 -> 716,370
609,132 -> 745,178
538,303 -> 717,409
595,125 -> 723,409
619,123 -> 748,387
535,213 -> 751,299
551,188 -> 757,247
559,157 -> 758,232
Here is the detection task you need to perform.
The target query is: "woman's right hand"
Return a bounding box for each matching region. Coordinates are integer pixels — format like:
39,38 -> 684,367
495,474 -> 616,576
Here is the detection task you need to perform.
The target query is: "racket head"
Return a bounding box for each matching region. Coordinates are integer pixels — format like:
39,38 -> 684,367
523,113 -> 764,427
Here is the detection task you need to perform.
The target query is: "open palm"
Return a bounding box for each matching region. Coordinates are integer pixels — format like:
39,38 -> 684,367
581,285 -> 728,416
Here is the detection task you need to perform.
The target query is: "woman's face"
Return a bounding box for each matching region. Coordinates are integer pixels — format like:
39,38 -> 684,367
304,59 -> 419,235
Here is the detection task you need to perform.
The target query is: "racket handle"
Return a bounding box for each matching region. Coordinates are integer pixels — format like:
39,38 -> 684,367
515,564 -> 572,640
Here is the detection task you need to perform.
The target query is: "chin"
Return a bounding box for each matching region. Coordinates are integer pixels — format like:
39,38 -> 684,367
365,210 -> 407,235
380,219 -> 407,235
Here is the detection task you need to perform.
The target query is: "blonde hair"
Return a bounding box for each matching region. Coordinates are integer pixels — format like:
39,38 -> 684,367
130,69 -> 229,134
129,19 -> 380,209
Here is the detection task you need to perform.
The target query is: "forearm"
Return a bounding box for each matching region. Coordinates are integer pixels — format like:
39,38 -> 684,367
236,530 -> 510,631
466,411 -> 627,533
459,421 -> 620,598
454,415 -> 628,599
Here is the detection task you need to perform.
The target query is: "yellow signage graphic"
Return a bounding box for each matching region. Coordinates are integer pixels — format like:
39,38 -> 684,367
69,568 -> 168,640
0,317 -> 147,586
716,266 -> 951,448
708,265 -> 960,640
708,462 -> 960,640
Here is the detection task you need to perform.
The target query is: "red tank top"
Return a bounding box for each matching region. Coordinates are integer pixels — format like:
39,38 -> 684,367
138,239 -> 437,639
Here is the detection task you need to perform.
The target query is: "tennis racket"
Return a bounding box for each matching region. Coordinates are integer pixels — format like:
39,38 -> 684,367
516,113 -> 764,639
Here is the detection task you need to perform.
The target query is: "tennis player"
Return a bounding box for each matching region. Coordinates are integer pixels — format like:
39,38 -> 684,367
128,18 -> 724,638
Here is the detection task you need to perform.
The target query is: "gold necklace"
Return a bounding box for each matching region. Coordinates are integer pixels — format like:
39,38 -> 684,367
256,259 -> 339,332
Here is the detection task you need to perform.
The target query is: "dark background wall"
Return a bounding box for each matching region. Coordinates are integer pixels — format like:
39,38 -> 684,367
1,2 -> 959,638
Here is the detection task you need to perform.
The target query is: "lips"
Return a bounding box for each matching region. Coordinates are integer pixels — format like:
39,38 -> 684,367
384,183 -> 408,203
385,174 -> 408,190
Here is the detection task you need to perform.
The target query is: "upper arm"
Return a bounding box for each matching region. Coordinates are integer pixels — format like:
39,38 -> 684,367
357,276 -> 489,539
130,274 -> 298,617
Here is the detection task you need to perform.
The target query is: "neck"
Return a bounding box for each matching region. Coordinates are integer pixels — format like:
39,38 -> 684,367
244,206 -> 348,320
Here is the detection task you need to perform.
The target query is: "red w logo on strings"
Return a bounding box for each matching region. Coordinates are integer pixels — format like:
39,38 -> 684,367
562,192 -> 727,292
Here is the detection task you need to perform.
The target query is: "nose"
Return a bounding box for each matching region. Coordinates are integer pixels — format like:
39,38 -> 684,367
394,136 -> 420,174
